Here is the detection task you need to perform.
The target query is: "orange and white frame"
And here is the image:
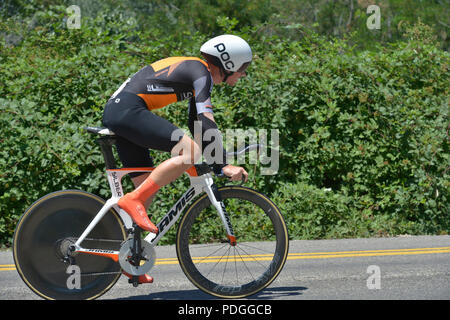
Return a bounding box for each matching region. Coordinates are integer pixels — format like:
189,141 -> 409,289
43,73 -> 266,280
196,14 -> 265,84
72,165 -> 234,260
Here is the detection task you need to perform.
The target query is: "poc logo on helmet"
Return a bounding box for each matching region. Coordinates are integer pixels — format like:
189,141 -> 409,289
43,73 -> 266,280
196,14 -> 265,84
214,43 -> 235,70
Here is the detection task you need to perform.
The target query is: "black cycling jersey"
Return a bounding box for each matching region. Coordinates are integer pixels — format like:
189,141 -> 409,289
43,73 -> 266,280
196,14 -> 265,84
102,57 -> 226,176
111,57 -> 214,114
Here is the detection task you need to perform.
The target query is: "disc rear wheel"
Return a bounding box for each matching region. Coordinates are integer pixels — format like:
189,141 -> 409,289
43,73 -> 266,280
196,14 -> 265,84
13,190 -> 126,300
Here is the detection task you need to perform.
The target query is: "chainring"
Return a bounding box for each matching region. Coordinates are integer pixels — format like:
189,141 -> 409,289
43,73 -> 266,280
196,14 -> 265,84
118,239 -> 156,276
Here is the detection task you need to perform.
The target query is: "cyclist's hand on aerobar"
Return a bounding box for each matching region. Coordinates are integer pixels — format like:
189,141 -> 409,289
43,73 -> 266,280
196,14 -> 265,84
222,164 -> 248,183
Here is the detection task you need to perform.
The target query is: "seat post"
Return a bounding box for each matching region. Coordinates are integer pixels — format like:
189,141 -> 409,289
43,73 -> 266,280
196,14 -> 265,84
96,136 -> 117,170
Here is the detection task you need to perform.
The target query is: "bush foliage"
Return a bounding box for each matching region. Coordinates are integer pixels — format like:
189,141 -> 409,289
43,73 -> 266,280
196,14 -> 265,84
0,2 -> 448,246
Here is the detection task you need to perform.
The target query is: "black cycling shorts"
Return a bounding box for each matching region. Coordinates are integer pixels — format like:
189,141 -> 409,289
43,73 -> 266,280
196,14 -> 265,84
102,92 -> 184,177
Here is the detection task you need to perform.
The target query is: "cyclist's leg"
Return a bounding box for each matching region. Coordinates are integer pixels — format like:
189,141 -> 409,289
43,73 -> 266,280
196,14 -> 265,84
114,137 -> 155,210
147,134 -> 201,186
127,135 -> 200,211
117,134 -> 200,232
129,173 -> 153,209
102,92 -> 201,231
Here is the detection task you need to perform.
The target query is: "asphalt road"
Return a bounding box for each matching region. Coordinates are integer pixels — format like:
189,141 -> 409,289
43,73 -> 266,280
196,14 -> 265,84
1,235 -> 449,300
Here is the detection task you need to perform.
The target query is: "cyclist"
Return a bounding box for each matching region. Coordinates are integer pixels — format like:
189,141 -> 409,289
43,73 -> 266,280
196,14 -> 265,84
102,34 -> 251,236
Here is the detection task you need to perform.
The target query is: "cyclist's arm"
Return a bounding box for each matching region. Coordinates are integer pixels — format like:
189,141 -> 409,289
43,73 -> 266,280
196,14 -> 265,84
199,112 -> 248,181
187,62 -> 247,177
197,111 -> 214,124
188,99 -> 227,173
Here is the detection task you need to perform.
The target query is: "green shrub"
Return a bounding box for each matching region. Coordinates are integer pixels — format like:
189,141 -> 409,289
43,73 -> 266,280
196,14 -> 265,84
215,25 -> 449,237
0,5 -> 448,247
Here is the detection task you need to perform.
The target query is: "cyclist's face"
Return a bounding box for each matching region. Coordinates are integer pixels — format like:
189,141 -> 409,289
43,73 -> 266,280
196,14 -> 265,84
225,71 -> 246,86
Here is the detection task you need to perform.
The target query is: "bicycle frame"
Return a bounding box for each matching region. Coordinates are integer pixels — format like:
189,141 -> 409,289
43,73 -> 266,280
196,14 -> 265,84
73,166 -> 234,260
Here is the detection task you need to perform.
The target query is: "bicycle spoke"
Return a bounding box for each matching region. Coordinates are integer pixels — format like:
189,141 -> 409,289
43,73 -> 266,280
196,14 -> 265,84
187,242 -> 228,249
192,242 -> 229,264
236,242 -> 276,255
233,246 -> 239,286
236,244 -> 271,271
221,246 -> 232,284
204,246 -> 230,278
234,245 -> 257,282
177,186 -> 288,298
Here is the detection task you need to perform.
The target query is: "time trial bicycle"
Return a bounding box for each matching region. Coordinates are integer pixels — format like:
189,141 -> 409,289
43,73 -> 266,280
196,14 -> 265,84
13,126 -> 289,300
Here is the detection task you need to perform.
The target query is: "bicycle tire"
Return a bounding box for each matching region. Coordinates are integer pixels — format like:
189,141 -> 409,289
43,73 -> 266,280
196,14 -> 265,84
176,186 -> 289,298
13,190 -> 127,300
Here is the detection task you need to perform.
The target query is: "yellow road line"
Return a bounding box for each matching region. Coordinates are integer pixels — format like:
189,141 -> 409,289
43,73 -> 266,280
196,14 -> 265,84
286,249 -> 450,261
2,247 -> 449,270
289,247 -> 450,255
155,247 -> 450,264
0,264 -> 16,271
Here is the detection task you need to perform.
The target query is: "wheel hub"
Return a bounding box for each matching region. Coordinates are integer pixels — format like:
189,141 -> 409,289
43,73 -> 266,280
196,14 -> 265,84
54,237 -> 78,263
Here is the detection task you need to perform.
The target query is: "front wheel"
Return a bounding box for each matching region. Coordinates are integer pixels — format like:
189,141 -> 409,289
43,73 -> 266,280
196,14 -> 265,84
176,186 -> 289,298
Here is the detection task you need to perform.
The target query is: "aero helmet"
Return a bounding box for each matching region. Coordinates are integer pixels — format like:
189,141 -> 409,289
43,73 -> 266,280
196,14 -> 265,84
200,34 -> 252,73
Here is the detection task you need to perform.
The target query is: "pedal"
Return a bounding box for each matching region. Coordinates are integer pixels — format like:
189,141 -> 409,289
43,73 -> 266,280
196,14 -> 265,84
129,276 -> 139,287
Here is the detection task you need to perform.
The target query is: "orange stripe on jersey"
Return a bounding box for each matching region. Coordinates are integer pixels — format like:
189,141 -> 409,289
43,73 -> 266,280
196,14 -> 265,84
151,57 -> 208,72
138,93 -> 178,110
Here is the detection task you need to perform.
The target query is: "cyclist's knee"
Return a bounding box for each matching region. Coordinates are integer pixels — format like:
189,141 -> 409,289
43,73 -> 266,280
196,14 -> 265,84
190,141 -> 202,164
172,135 -> 201,165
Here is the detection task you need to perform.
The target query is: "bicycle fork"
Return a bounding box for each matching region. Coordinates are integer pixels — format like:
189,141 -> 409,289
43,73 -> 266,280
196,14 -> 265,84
202,176 -> 237,246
